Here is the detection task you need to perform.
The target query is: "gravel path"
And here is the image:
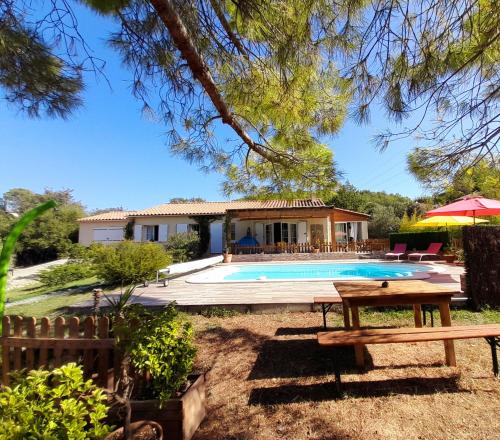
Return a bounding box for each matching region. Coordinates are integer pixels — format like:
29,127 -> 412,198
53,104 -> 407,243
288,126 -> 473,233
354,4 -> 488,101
7,259 -> 68,289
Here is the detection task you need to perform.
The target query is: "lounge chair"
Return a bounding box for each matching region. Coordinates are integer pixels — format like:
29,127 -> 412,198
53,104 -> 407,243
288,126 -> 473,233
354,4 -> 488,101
407,242 -> 443,262
385,243 -> 407,260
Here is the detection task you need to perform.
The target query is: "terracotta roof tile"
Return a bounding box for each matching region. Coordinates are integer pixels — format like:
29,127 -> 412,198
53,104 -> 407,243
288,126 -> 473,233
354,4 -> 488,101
78,211 -> 134,222
131,199 -> 326,217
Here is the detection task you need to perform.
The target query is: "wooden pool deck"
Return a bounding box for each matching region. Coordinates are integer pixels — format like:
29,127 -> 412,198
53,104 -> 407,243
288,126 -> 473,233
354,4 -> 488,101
71,261 -> 464,313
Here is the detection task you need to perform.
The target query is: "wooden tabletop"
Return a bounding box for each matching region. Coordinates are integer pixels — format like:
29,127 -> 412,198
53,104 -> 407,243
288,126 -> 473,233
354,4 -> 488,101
334,280 -> 460,298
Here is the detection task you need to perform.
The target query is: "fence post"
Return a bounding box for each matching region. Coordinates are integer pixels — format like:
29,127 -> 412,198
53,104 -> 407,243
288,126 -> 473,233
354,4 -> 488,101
2,316 -> 10,385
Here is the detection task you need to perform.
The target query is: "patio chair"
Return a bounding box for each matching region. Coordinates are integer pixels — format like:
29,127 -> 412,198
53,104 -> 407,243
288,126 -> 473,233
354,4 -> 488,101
385,243 -> 407,260
407,242 -> 443,262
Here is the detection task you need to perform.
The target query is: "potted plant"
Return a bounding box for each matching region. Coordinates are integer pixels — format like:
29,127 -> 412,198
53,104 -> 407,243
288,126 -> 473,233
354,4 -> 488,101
110,305 -> 205,440
223,247 -> 232,263
312,240 -> 321,253
442,246 -> 457,264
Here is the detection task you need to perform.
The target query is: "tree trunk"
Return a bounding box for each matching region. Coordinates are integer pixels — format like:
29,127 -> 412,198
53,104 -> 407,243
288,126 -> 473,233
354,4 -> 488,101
149,0 -> 279,164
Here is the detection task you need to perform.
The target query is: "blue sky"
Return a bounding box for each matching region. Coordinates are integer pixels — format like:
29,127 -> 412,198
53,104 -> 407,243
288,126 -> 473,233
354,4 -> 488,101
0,4 -> 426,212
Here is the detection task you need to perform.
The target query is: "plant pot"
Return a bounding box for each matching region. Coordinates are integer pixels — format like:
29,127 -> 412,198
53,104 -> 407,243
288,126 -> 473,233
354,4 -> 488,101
130,374 -> 206,440
223,253 -> 232,263
105,420 -> 163,440
442,254 -> 455,263
312,248 -> 320,254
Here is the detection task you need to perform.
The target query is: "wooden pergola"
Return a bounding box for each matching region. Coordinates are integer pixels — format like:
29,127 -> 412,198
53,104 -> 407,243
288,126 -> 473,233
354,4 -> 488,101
226,206 -> 370,247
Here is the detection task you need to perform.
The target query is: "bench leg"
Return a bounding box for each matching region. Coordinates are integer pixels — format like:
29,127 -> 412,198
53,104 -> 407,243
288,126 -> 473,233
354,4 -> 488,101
486,337 -> 499,377
438,302 -> 456,367
335,369 -> 342,394
413,304 -> 423,328
342,302 -> 351,329
322,304 -> 327,329
351,305 -> 365,368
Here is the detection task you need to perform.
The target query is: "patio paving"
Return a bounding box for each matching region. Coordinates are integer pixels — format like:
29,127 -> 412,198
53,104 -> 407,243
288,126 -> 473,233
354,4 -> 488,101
71,260 -> 464,313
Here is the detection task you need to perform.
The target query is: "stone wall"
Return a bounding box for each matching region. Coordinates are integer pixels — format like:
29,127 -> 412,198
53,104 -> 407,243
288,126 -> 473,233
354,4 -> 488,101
463,226 -> 500,309
231,252 -> 366,262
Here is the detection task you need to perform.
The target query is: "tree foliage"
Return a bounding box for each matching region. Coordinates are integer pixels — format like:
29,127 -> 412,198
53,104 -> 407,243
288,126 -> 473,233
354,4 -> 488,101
2,0 -> 498,190
0,188 -> 84,266
326,183 -> 415,238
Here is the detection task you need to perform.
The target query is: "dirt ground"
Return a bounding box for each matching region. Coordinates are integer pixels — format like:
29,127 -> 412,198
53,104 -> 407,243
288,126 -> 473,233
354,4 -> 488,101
190,311 -> 500,440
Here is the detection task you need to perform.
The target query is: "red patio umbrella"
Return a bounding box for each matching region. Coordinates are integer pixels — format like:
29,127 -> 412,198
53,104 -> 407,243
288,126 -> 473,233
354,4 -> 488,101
425,195 -> 500,223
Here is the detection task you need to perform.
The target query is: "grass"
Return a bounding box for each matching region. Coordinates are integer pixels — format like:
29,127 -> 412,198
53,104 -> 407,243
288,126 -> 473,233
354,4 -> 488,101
190,310 -> 500,440
6,276 -> 100,302
5,277 -> 103,318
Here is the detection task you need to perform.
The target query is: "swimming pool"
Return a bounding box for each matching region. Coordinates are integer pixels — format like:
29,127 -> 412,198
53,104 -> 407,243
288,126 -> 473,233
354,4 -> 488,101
187,261 -> 435,283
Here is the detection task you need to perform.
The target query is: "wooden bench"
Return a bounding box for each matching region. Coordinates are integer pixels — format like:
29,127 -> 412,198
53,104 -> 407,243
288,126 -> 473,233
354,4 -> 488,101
314,296 -> 343,329
318,324 -> 500,390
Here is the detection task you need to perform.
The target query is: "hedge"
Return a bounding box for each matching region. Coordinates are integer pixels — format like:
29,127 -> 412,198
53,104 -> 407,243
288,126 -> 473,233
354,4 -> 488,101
389,231 -> 450,251
463,225 -> 500,309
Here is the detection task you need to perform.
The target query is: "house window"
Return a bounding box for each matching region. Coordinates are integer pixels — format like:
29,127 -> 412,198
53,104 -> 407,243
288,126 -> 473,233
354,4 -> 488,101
265,224 -> 272,245
230,223 -> 236,241
281,223 -> 289,243
290,223 -> 297,244
188,224 -> 200,234
143,225 -> 159,242
335,223 -> 347,243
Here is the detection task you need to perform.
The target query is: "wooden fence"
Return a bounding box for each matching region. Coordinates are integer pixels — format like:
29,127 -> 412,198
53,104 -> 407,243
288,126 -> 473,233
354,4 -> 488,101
1,315 -> 117,388
231,239 -> 389,255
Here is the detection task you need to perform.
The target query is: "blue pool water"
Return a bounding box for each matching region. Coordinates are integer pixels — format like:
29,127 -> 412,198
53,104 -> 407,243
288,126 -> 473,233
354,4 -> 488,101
222,262 -> 432,282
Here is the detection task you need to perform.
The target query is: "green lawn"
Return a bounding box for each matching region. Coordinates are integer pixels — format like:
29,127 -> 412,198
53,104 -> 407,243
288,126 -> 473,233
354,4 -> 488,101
5,277 -> 104,318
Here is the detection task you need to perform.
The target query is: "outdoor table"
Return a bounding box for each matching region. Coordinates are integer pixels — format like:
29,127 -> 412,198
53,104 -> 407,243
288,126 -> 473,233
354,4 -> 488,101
334,280 -> 460,368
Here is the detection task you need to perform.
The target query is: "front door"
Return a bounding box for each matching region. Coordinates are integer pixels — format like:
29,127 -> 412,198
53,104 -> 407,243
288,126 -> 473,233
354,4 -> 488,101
210,222 -> 223,254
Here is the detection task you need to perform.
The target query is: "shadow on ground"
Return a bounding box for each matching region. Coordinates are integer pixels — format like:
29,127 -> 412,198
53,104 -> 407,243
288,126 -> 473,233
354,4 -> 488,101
248,375 -> 465,405
248,338 -> 371,380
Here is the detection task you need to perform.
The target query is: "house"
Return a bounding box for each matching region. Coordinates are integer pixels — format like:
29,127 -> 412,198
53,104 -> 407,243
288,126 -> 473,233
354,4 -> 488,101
78,199 -> 370,253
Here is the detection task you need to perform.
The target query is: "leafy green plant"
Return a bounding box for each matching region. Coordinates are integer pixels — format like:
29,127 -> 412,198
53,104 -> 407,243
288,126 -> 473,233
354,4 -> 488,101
118,305 -> 197,405
200,306 -> 239,318
164,232 -> 200,263
103,284 -> 137,317
0,363 -> 112,439
91,241 -> 171,285
0,200 -> 55,332
38,262 -> 96,287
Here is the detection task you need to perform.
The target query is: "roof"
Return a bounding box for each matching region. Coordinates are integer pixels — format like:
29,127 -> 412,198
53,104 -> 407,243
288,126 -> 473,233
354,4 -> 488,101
77,199 -> 370,222
131,199 -> 326,217
78,211 -> 134,222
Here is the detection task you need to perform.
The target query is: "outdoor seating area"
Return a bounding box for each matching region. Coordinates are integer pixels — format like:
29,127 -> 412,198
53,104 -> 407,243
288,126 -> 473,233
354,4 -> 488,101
316,280 -> 500,381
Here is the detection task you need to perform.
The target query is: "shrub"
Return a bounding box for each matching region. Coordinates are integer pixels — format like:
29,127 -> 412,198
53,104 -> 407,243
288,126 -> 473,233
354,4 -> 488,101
120,305 -> 196,404
389,231 -> 450,251
38,262 -> 96,287
91,241 -> 171,285
0,363 -> 112,439
165,232 -> 200,263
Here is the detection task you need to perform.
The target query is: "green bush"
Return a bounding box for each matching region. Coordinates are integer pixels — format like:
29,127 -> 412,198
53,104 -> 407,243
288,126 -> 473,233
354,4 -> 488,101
165,232 -> 200,263
91,241 -> 171,285
38,262 -> 96,287
389,231 -> 450,251
120,305 -> 196,404
0,363 -> 112,439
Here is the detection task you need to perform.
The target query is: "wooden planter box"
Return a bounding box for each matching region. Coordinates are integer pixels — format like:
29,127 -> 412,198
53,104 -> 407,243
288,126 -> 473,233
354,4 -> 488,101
442,254 -> 456,263
130,374 -> 206,440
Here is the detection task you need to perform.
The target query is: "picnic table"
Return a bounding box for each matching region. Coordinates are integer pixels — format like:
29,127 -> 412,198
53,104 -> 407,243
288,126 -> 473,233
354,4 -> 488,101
334,280 -> 460,368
